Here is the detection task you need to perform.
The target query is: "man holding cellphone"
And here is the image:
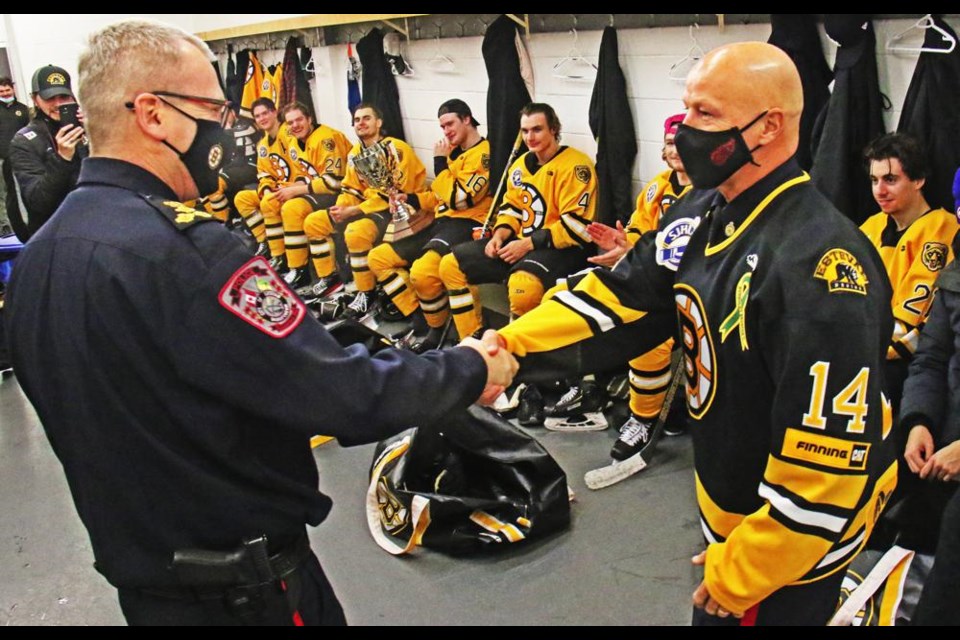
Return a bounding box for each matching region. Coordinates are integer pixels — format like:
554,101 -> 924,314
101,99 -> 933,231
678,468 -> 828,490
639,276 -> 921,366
8,64 -> 88,241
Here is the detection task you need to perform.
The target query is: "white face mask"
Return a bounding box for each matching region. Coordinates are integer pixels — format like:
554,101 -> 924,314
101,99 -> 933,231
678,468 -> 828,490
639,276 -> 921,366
0,96 -> 14,104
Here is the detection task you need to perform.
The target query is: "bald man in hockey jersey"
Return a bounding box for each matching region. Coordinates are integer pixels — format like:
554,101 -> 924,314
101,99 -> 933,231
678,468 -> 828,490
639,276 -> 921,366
300,102 -> 427,320
370,99 -> 492,353
234,97 -> 295,265
439,102 -> 597,342
276,101 -> 351,290
497,43 -> 897,625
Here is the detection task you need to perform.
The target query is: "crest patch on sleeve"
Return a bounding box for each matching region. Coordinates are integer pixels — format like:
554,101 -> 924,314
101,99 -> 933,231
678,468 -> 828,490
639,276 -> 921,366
922,241 -> 948,271
574,165 -> 592,184
219,256 -> 306,338
814,248 -> 868,295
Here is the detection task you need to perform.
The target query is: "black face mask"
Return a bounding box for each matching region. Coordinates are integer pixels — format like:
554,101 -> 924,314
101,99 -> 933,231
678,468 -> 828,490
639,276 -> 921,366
158,97 -> 230,196
674,111 -> 768,189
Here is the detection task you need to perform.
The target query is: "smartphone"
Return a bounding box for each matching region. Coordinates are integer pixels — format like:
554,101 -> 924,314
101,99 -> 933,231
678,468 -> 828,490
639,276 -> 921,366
58,103 -> 80,128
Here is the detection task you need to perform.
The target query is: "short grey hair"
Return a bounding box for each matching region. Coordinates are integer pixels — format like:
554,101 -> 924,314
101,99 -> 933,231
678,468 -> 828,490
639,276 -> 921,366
77,19 -> 213,149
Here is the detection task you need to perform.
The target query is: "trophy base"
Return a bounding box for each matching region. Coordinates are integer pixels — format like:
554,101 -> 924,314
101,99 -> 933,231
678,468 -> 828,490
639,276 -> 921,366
383,211 -> 435,243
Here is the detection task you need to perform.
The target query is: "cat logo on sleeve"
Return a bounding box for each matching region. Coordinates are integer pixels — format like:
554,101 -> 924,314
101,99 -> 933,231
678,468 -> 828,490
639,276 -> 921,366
219,256 -> 306,338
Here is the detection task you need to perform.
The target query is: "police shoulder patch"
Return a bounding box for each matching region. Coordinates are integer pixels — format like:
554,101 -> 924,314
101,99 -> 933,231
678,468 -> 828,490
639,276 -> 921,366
922,241 -> 948,272
219,256 -> 306,338
814,248 -> 868,295
574,165 -> 592,184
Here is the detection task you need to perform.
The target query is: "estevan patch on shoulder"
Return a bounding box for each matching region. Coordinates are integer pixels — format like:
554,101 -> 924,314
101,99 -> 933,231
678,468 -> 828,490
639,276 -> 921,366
814,248 -> 868,295
219,256 -> 306,338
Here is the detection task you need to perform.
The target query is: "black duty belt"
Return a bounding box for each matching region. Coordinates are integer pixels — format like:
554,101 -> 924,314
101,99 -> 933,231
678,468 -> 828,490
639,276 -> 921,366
139,533 -> 312,602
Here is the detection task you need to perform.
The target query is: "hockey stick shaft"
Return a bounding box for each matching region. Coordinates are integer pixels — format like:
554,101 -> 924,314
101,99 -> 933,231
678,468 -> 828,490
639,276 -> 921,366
584,353 -> 685,489
479,130 -> 525,237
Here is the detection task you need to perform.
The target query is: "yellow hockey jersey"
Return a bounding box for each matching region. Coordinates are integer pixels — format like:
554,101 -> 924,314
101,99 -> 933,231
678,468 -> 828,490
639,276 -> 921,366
240,52 -> 266,118
626,168 -> 692,243
338,137 -> 427,216
417,138 -> 492,224
255,124 -> 296,198
860,208 -> 959,360
495,146 -> 597,250
287,124 -> 352,197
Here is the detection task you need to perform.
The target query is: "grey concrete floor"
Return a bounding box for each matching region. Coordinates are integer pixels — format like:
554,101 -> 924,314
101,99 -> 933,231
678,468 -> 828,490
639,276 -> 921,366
0,371 -> 702,626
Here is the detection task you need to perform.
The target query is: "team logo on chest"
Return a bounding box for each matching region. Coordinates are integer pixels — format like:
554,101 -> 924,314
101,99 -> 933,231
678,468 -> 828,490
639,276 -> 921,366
675,284 -> 717,419
519,184 -> 547,231
814,248 -> 868,295
219,257 -> 306,338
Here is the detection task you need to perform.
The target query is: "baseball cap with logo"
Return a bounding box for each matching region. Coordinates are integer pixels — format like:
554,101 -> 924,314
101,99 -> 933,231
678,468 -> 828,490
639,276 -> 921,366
31,64 -> 73,100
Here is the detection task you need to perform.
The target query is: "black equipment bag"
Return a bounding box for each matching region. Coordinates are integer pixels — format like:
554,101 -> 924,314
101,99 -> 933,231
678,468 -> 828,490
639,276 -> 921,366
366,405 -> 570,555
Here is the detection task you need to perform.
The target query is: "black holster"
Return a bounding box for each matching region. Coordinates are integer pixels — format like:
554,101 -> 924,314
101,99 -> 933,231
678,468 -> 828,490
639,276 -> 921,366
169,534 -> 306,624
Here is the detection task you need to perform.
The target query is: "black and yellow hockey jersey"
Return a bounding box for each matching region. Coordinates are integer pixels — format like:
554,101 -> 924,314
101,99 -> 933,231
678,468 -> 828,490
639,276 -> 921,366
494,146 -> 597,250
499,160 -> 898,615
287,124 -> 352,197
418,138 -> 492,224
338,137 -> 427,215
859,208 -> 959,360
625,168 -> 692,243
254,124 -> 296,198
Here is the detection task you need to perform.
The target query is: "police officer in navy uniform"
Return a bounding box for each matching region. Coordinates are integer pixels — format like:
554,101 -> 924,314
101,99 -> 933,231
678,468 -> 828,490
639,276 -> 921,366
4,20 -> 517,626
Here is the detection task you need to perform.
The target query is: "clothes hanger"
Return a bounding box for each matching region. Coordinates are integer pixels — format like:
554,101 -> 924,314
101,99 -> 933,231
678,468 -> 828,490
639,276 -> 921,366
552,29 -> 597,80
886,14 -> 956,55
669,23 -> 706,82
427,36 -> 457,73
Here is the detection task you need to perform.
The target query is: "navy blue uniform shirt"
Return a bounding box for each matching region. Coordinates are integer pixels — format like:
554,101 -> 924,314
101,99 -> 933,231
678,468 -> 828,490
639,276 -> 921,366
5,157 -> 487,588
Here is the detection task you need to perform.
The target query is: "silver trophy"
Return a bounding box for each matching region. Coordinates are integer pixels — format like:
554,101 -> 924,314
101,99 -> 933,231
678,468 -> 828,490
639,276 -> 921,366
352,140 -> 432,242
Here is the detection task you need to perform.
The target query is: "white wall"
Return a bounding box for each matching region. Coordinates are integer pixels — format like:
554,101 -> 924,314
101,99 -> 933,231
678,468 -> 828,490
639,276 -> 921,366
1,14 -> 195,101
2,14 -> 953,202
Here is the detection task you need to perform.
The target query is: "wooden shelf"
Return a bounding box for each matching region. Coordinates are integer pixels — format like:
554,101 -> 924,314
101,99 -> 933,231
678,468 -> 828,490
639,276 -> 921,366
195,14 -> 428,41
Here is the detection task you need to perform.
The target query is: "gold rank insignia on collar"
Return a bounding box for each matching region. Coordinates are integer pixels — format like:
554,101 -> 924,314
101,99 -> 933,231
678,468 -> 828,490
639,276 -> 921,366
142,195 -> 217,231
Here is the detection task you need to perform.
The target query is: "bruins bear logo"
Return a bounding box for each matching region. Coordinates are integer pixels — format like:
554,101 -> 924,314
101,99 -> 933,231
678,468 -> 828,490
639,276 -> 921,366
922,242 -> 948,272
574,165 -> 591,185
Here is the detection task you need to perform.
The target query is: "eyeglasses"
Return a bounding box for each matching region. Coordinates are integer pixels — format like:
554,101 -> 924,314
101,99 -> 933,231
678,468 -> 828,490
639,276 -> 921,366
125,91 -> 233,127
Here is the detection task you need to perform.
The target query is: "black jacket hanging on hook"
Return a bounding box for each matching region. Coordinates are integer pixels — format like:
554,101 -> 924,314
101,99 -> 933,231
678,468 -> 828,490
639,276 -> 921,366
768,14 -> 833,171
356,27 -> 405,141
483,15 -> 532,196
897,15 -> 960,213
810,15 -> 887,226
589,26 -> 637,226
227,50 -> 250,112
